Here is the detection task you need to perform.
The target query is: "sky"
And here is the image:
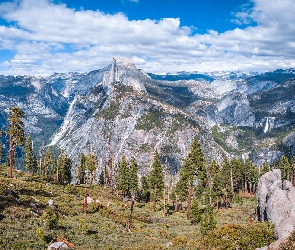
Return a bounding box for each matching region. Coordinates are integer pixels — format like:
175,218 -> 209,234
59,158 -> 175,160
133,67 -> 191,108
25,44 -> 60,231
0,0 -> 295,75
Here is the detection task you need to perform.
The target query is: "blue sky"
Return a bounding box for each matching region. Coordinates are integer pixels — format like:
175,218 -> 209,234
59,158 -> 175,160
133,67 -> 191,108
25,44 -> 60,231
0,0 -> 295,75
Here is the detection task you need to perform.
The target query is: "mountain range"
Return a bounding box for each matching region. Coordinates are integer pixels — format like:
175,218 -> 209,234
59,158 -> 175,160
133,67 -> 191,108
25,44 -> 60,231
0,58 -> 294,172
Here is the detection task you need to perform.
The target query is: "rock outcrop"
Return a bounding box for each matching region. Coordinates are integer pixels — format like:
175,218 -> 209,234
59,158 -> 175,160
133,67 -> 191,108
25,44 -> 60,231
256,169 -> 295,249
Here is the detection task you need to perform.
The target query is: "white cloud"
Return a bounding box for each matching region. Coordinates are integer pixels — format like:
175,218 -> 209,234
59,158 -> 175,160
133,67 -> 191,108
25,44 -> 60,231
0,0 -> 295,75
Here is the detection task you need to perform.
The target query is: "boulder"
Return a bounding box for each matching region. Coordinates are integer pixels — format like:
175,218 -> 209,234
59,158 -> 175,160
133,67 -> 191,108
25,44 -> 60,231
257,169 -> 295,249
275,216 -> 295,239
47,242 -> 69,249
266,188 -> 291,226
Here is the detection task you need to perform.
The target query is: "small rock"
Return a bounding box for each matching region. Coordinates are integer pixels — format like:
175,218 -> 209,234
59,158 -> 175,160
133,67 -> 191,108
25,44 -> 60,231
86,196 -> 94,204
48,199 -> 54,206
47,242 -> 69,249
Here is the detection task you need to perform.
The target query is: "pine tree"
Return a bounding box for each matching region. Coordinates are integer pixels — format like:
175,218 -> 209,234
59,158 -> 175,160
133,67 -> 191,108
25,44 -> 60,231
78,153 -> 87,184
86,152 -> 97,185
261,162 -> 270,176
199,206 -> 217,235
177,137 -> 206,219
140,175 -> 150,203
129,157 -> 139,194
116,156 -> 130,197
148,150 -> 164,212
219,157 -> 233,209
43,147 -> 52,179
98,170 -> 105,185
32,155 -> 38,175
7,106 -> 25,178
25,134 -> 34,174
58,153 -> 72,184
190,199 -> 202,224
279,155 -> 291,181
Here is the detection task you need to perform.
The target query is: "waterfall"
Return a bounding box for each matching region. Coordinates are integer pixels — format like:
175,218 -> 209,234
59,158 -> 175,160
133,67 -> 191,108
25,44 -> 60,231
263,117 -> 269,133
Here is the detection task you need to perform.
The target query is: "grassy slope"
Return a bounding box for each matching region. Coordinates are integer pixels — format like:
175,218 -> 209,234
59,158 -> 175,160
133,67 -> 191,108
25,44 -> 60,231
0,165 -> 274,250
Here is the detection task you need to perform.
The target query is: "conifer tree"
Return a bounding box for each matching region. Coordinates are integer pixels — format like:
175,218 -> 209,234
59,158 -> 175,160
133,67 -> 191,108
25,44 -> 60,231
279,155 -> 291,181
177,137 -> 206,219
58,153 -> 72,184
140,175 -> 150,203
199,206 -> 217,235
78,153 -> 87,184
129,157 -> 139,194
43,147 -> 52,179
219,156 -> 232,209
148,150 -> 164,212
190,199 -> 202,224
260,162 -> 271,176
116,156 -> 130,197
98,170 -> 105,185
7,106 -> 25,178
25,134 -> 34,174
32,155 -> 38,175
86,152 -> 97,185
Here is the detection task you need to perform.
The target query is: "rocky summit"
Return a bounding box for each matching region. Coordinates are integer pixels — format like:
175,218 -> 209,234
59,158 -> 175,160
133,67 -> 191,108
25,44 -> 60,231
0,58 -> 295,171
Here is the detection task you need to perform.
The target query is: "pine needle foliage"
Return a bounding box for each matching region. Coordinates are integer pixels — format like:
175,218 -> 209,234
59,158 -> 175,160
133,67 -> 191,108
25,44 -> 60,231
148,150 -> 164,212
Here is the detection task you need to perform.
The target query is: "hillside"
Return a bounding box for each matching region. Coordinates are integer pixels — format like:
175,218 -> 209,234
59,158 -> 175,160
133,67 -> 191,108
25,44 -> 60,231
0,165 -> 275,250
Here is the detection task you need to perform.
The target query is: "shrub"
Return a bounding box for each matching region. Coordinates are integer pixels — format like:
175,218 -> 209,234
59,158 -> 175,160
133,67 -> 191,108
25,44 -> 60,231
79,219 -> 88,235
87,202 -> 102,214
198,222 -> 275,250
0,182 -> 6,195
39,208 -> 60,229
35,228 -> 45,242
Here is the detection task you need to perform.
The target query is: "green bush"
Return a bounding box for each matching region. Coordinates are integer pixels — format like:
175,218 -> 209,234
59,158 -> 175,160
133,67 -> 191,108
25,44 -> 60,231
39,208 -> 60,229
79,219 -> 88,235
35,228 -> 45,242
87,202 -> 102,214
198,222 -> 275,250
0,182 -> 6,195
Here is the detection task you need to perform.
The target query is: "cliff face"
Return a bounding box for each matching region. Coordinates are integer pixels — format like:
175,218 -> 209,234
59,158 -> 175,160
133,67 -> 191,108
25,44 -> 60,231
0,58 -> 294,170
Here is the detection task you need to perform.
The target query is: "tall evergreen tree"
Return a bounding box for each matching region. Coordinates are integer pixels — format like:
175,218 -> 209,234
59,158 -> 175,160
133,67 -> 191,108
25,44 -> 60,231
140,175 -> 150,203
129,157 -> 139,194
199,206 -> 217,235
279,155 -> 291,181
58,153 -> 72,184
190,199 -> 202,224
32,155 -> 38,176
43,147 -> 53,179
116,156 -> 130,197
7,106 -> 25,178
78,153 -> 87,184
25,134 -> 34,174
148,150 -> 164,212
177,137 -> 206,219
86,152 -> 97,185
260,162 -> 271,176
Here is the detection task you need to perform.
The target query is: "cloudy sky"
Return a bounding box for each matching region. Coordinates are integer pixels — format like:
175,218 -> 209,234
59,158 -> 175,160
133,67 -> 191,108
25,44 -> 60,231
0,0 -> 295,75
